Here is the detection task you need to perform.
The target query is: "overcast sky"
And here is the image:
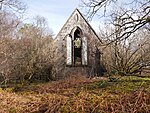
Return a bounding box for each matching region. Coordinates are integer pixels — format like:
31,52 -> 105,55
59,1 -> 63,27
23,0 -> 100,36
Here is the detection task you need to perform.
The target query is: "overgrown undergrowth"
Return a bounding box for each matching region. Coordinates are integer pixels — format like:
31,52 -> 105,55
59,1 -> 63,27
0,75 -> 150,113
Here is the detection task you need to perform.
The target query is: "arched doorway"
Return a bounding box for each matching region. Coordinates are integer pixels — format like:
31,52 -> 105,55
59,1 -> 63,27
66,26 -> 87,66
73,27 -> 82,65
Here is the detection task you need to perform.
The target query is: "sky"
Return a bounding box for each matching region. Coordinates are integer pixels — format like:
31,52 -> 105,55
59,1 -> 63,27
23,0 -> 100,36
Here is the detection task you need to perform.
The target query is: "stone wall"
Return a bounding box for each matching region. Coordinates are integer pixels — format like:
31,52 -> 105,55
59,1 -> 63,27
53,9 -> 102,79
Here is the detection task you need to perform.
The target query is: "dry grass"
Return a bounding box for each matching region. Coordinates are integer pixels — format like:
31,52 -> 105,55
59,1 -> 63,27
0,75 -> 150,113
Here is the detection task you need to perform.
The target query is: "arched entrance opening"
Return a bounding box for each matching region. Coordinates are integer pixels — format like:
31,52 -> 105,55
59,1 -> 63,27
73,28 -> 82,65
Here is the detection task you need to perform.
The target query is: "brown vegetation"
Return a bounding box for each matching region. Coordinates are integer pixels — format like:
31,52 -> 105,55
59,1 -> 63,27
0,76 -> 150,113
0,1 -> 150,112
0,1 -> 54,85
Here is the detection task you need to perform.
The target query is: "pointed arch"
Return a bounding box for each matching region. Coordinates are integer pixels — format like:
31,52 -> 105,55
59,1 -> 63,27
71,27 -> 82,66
71,26 -> 83,40
66,27 -> 88,66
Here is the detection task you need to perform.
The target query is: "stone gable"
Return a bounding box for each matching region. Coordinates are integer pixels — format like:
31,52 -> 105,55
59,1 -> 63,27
54,9 -> 104,78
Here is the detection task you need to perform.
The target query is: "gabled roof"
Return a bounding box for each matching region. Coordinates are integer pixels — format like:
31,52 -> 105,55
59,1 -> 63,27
55,8 -> 102,43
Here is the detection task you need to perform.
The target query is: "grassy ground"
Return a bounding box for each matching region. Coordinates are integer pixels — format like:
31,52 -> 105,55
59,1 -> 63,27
0,75 -> 150,113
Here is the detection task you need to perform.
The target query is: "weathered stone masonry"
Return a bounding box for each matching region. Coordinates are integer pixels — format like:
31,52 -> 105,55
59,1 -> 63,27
54,9 -> 103,78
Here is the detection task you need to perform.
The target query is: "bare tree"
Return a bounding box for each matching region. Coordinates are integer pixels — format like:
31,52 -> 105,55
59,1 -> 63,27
15,16 -> 54,82
0,11 -> 20,39
0,10 -> 21,86
81,0 -> 150,77
0,0 -> 26,13
81,0 -> 150,41
100,25 -> 150,76
0,15 -> 54,86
